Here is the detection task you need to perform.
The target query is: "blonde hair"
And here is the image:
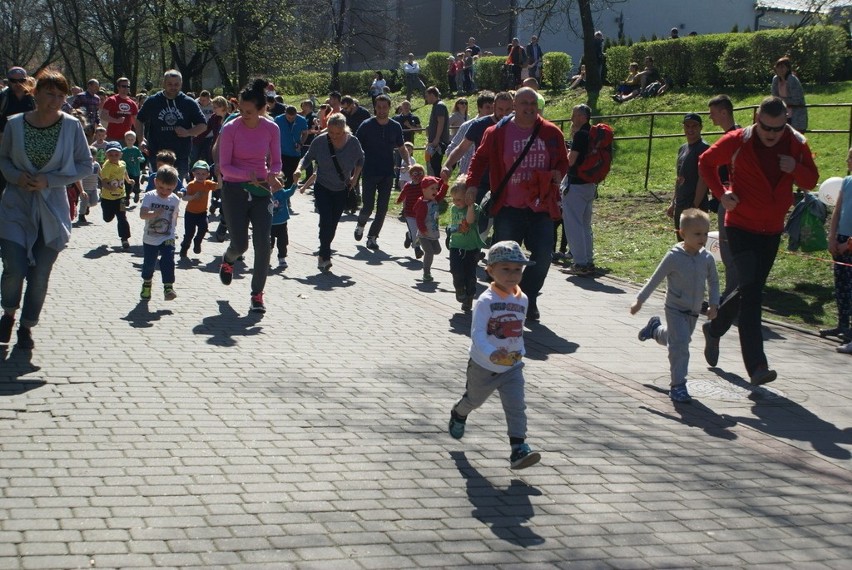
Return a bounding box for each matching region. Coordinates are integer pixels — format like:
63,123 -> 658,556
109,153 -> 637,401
679,208 -> 710,230
325,112 -> 350,133
450,174 -> 468,197
212,95 -> 228,109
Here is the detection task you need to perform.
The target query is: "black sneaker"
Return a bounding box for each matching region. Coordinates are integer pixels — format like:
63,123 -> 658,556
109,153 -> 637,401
702,321 -> 719,367
193,242 -> 202,254
354,225 -> 365,241
366,236 -> 379,250
461,297 -> 473,312
121,240 -> 130,251
404,232 -> 412,249
250,292 -> 266,313
750,368 -> 777,386
0,313 -> 14,344
15,327 -> 34,350
219,260 -> 234,285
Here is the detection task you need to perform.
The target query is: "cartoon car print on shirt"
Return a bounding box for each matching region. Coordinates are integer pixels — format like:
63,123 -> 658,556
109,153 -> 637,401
487,314 -> 523,339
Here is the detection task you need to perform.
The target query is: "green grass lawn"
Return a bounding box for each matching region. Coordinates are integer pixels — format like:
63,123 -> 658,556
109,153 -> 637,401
386,83 -> 852,332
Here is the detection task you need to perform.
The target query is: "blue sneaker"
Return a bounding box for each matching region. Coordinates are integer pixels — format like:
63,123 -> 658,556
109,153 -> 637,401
670,383 -> 692,403
638,316 -> 661,341
448,414 -> 466,439
509,443 -> 541,469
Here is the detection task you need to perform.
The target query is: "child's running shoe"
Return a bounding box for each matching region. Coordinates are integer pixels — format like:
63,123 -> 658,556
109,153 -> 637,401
164,284 -> 177,301
669,383 -> 692,403
121,240 -> 130,250
250,292 -> 266,313
422,272 -> 434,283
509,443 -> 541,470
404,231 -> 412,249
140,281 -> 152,301
638,316 -> 661,341
448,412 -> 466,439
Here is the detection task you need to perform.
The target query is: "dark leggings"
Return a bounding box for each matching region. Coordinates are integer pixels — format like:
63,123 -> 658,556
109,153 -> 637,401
221,181 -> 272,295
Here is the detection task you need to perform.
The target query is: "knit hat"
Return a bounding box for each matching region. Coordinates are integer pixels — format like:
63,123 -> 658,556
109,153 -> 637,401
486,240 -> 535,266
192,160 -> 210,172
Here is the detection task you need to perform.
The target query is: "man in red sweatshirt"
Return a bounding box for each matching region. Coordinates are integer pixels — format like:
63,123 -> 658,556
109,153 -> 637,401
698,96 -> 818,386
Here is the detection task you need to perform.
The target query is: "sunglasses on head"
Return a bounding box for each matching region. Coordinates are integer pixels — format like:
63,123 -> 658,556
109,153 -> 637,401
758,119 -> 786,133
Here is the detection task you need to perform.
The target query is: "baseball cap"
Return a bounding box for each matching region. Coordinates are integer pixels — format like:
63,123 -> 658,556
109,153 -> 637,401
420,176 -> 441,189
104,141 -> 122,153
683,112 -> 702,125
192,160 -> 210,171
487,241 -> 535,266
7,67 -> 26,79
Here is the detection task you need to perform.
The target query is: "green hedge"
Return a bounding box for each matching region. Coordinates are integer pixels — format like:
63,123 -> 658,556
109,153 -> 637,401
605,25 -> 848,88
275,72 -> 330,96
424,52 -> 453,92
542,52 -> 573,90
473,56 -> 506,92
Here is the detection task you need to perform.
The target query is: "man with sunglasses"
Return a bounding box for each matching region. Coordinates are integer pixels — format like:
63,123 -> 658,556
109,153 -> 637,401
0,67 -> 36,198
698,96 -> 818,387
100,77 -> 139,142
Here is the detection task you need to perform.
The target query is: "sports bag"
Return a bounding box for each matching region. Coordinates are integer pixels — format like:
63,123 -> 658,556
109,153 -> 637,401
576,123 -> 613,183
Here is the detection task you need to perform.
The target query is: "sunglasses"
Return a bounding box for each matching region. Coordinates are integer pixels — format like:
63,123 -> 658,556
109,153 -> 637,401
758,119 -> 786,133
458,102 -> 468,106
7,77 -> 24,84
118,84 -> 130,88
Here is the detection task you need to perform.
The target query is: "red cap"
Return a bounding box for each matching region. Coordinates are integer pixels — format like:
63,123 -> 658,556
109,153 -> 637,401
420,176 -> 441,189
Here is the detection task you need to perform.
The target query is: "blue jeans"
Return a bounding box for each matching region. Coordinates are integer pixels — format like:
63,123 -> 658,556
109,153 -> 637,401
314,183 -> 347,260
141,241 -> 176,284
1,233 -> 60,328
492,207 -> 554,305
357,175 -> 394,238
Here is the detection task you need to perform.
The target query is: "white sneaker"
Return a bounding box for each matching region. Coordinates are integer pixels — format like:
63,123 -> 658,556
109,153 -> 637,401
278,257 -> 288,268
836,342 -> 852,354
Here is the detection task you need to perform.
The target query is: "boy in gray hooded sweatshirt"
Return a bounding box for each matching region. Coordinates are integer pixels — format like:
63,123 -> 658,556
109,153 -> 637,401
631,209 -> 720,403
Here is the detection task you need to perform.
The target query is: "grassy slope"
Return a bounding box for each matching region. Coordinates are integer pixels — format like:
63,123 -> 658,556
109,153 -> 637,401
394,83 -> 852,331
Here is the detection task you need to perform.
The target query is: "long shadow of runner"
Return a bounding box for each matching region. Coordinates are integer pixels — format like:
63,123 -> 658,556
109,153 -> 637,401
0,346 -> 44,394
122,301 -> 173,329
640,384 -> 738,440
192,300 -> 263,347
713,368 -> 852,460
450,450 -> 545,547
524,322 -> 579,360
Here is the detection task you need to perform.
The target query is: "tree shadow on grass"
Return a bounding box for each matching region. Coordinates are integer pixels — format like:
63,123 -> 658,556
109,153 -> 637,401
764,282 -> 833,326
450,450 -> 545,547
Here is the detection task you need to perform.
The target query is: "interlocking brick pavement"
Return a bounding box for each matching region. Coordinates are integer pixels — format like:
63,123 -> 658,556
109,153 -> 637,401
1,191 -> 851,568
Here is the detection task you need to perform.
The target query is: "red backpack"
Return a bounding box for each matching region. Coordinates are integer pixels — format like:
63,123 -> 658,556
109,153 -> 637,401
576,123 -> 614,183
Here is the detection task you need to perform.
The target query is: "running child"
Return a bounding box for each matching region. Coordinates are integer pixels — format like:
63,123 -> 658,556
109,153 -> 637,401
631,208 -> 720,403
827,147 -> 852,353
139,165 -> 181,301
145,150 -> 185,193
179,160 -> 218,258
122,130 -> 145,204
92,125 -> 108,164
396,163 -> 426,258
448,175 -> 485,311
271,184 -> 298,268
448,240 -> 541,470
413,175 -> 448,283
99,141 -> 134,249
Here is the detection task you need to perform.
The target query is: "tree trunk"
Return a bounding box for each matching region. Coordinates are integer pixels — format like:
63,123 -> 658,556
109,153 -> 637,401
578,0 -> 601,110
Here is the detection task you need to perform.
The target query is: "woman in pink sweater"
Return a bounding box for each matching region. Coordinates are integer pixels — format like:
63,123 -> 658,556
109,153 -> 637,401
217,78 -> 283,313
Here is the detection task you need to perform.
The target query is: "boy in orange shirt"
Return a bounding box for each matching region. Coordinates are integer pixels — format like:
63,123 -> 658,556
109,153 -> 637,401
179,160 -> 219,258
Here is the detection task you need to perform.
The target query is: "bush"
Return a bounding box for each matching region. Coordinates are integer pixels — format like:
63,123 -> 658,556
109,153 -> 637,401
604,46 -> 630,86
473,56 -> 506,92
543,52 -> 572,90
423,52 -> 453,92
687,34 -> 729,87
276,72 -> 330,96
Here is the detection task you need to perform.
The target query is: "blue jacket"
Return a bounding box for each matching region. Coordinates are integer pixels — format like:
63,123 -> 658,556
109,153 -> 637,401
272,185 -> 297,225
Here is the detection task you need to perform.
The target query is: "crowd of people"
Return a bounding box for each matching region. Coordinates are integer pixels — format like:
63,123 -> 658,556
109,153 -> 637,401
0,46 -> 845,469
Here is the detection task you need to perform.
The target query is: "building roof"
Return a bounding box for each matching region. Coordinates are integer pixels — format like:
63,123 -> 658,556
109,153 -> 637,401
756,0 -> 852,13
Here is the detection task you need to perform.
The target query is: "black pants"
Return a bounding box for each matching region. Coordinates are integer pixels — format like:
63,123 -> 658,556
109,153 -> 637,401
707,227 -> 780,376
101,197 -> 130,239
314,183 -> 347,260
270,223 -> 289,258
221,181 -> 272,295
450,248 -> 480,298
181,211 -> 208,251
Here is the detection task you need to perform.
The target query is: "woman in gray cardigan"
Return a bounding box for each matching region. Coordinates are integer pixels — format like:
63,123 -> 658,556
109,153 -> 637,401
771,57 -> 808,132
0,70 -> 92,350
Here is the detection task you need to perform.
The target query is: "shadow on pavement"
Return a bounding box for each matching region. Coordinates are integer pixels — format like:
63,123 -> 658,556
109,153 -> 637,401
192,300 -> 263,346
711,370 -> 852,460
448,312 -> 471,336
640,384 -> 738,440
291,272 -> 355,290
450,450 -> 545,547
0,346 -> 44,392
524,322 -> 579,360
563,275 -> 626,295
122,301 -> 174,329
